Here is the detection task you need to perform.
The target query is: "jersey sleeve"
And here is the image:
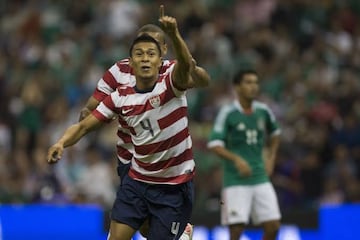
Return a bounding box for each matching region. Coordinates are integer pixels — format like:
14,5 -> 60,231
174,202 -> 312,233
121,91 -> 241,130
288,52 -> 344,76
92,91 -> 119,123
167,63 -> 186,98
160,59 -> 176,74
92,63 -> 119,101
92,59 -> 131,102
207,106 -> 230,148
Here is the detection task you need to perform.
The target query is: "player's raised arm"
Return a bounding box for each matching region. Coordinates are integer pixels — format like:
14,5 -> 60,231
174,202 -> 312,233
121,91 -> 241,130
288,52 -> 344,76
158,5 -> 192,90
190,59 -> 210,88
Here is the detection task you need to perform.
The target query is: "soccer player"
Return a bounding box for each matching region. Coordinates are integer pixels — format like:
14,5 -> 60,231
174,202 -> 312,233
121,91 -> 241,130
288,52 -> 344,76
48,7 -> 204,240
78,6 -> 209,239
79,21 -> 208,189
207,70 -> 281,240
78,7 -> 208,240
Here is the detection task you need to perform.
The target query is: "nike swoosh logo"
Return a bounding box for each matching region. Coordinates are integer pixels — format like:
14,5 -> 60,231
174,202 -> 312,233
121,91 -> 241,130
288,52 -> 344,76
121,108 -> 132,115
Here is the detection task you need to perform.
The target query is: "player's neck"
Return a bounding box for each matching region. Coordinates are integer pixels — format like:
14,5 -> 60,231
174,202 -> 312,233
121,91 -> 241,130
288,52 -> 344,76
135,76 -> 158,92
239,98 -> 253,113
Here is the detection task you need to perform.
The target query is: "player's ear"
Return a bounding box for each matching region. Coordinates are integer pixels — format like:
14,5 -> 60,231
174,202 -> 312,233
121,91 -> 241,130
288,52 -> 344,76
129,57 -> 134,67
162,44 -> 168,56
158,57 -> 163,69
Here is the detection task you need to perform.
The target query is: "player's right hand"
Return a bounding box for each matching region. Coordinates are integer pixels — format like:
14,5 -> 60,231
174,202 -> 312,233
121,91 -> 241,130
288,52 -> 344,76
234,158 -> 252,177
47,143 -> 64,164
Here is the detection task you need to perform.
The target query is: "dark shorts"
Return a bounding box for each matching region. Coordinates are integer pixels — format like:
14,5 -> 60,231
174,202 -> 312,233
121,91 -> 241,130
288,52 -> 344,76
111,173 -> 194,240
116,161 -> 130,180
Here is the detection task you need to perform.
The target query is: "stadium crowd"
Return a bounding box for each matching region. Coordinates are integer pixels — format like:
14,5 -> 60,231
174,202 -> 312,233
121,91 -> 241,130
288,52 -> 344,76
0,0 -> 359,220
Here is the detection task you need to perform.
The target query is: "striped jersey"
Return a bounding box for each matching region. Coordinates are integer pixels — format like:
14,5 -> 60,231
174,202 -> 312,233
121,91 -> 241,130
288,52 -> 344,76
92,58 -> 176,165
208,100 -> 281,186
92,66 -> 195,185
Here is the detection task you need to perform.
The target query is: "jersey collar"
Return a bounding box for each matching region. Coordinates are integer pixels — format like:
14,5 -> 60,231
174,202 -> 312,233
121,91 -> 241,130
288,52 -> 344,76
234,100 -> 254,114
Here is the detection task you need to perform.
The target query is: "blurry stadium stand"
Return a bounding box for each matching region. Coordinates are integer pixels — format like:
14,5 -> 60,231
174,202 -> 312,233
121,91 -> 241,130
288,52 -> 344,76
0,204 -> 104,240
1,204 -> 360,240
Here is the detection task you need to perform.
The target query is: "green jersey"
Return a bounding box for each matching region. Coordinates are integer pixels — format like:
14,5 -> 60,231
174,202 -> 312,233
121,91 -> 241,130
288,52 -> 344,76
208,100 -> 280,186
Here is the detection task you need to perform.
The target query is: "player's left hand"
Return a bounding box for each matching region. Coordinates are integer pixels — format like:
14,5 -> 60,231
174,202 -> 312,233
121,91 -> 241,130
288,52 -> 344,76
158,5 -> 178,36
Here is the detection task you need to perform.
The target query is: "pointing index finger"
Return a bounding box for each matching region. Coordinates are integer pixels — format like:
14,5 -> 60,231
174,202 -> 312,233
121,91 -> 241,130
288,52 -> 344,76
159,5 -> 164,18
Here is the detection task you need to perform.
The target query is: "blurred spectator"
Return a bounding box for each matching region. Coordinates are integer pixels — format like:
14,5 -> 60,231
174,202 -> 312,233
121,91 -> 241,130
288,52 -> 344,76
76,146 -> 115,208
105,0 -> 142,40
324,144 -> 358,187
320,177 -> 344,206
298,151 -> 323,208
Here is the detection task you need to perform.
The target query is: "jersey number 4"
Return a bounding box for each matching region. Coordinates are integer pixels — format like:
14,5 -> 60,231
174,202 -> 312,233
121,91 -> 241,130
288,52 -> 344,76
140,119 -> 154,136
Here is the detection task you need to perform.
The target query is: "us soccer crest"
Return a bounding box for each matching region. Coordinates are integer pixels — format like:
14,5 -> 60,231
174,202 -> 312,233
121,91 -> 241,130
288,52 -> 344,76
149,95 -> 161,108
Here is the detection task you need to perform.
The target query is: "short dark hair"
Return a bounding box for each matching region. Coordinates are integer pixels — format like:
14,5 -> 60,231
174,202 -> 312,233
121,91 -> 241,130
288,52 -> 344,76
233,69 -> 258,84
137,24 -> 164,35
129,34 -> 162,57
137,24 -> 166,45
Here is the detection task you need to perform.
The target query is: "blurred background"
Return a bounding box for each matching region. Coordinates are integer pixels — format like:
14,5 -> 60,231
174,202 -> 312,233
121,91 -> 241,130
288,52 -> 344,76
0,0 -> 360,239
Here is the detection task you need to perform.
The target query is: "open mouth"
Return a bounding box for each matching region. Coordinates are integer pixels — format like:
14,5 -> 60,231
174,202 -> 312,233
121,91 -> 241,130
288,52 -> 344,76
141,66 -> 151,71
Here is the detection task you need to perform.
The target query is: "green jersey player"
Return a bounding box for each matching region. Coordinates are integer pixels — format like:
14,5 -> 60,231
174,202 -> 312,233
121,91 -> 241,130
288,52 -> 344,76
208,69 -> 281,240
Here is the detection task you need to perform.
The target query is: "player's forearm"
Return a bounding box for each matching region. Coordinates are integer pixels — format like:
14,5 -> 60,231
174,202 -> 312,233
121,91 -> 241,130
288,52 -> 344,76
61,114 -> 102,147
269,135 -> 280,157
267,135 -> 280,165
210,146 -> 245,163
57,123 -> 90,148
169,30 -> 192,74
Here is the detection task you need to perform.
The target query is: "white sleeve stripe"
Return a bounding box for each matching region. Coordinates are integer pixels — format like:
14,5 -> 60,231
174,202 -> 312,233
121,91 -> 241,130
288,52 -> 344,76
207,140 -> 225,149
270,129 -> 281,136
214,105 -> 232,132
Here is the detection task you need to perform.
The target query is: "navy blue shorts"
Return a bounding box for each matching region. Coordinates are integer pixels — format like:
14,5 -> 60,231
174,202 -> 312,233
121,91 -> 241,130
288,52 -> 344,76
111,173 -> 194,240
116,161 -> 130,180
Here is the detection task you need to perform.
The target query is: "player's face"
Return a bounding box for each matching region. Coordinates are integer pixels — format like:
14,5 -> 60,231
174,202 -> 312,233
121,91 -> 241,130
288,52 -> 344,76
236,73 -> 259,100
138,31 -> 167,56
130,41 -> 162,84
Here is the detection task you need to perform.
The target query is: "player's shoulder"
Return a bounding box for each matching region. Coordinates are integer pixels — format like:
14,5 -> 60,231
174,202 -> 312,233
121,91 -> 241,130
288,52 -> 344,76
213,102 -> 237,126
162,59 -> 176,66
114,58 -> 133,74
117,58 -> 130,64
253,100 -> 276,118
160,59 -> 176,74
253,100 -> 271,111
218,102 -> 238,117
